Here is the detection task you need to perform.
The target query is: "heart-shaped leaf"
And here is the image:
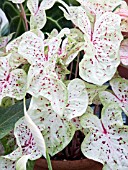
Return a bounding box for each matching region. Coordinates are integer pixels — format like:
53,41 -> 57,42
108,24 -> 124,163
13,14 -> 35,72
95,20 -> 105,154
59,3 -> 91,36
81,104 -> 128,170
27,63 -> 68,117
64,78 -> 88,120
99,78 -> 128,116
28,96 -> 75,156
79,12 -> 123,85
27,0 -> 56,29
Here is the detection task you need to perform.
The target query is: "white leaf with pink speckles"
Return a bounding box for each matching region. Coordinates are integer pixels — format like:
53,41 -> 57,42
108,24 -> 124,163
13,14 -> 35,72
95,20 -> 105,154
6,34 -> 26,69
59,5 -> 91,36
0,148 -> 22,170
120,39 -> 128,66
24,102 -> 46,158
27,0 -> 56,29
14,117 -> 43,160
110,78 -> 128,105
3,148 -> 22,161
81,104 -> 128,169
18,31 -> 45,64
99,90 -> 128,116
77,0 -> 123,19
79,12 -> 123,85
64,79 -> 88,120
0,157 -> 16,170
27,64 -> 68,116
28,96 -> 75,156
0,57 -> 27,104
2,69 -> 27,101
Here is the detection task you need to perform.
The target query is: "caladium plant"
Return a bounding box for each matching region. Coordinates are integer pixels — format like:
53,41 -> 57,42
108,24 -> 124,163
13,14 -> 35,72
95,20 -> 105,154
0,0 -> 128,170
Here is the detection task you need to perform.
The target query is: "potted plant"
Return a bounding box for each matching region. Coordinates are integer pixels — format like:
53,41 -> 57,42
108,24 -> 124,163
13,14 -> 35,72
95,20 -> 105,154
0,0 -> 128,170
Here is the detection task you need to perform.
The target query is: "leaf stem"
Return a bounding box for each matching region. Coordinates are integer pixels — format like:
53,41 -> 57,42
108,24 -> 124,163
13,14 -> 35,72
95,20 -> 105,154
46,150 -> 53,170
20,4 -> 28,31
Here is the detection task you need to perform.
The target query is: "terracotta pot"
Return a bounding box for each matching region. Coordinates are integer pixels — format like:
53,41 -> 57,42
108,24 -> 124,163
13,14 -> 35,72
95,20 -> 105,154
34,158 -> 103,170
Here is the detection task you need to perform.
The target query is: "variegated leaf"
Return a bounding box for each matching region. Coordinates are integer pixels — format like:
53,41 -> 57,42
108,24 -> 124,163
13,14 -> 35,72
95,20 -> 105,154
0,56 -> 27,104
79,12 -> 123,85
28,96 -> 75,156
99,91 -> 127,113
59,4 -> 91,36
0,157 -> 16,170
77,0 -> 123,19
14,117 -> 43,160
6,34 -> 26,69
120,39 -> 128,65
64,78 -> 88,120
81,104 -> 128,170
27,64 -> 68,117
24,101 -> 46,158
18,31 -> 45,64
0,148 -> 22,170
27,0 -> 56,29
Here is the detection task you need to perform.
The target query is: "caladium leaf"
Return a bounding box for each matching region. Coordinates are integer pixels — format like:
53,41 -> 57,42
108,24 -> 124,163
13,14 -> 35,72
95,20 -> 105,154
27,0 -> 56,29
64,78 -> 88,120
0,148 -> 22,170
6,34 -> 27,69
99,78 -> 128,115
28,96 -> 75,156
27,64 -> 68,117
18,31 -> 45,65
14,117 -> 43,160
110,78 -> 128,105
120,38 -> 128,65
0,157 -> 16,170
0,56 -> 27,104
24,100 -> 46,158
79,12 -> 123,85
59,3 -> 91,36
18,29 -> 67,66
81,104 -> 128,169
77,0 -> 123,19
99,91 -> 128,114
